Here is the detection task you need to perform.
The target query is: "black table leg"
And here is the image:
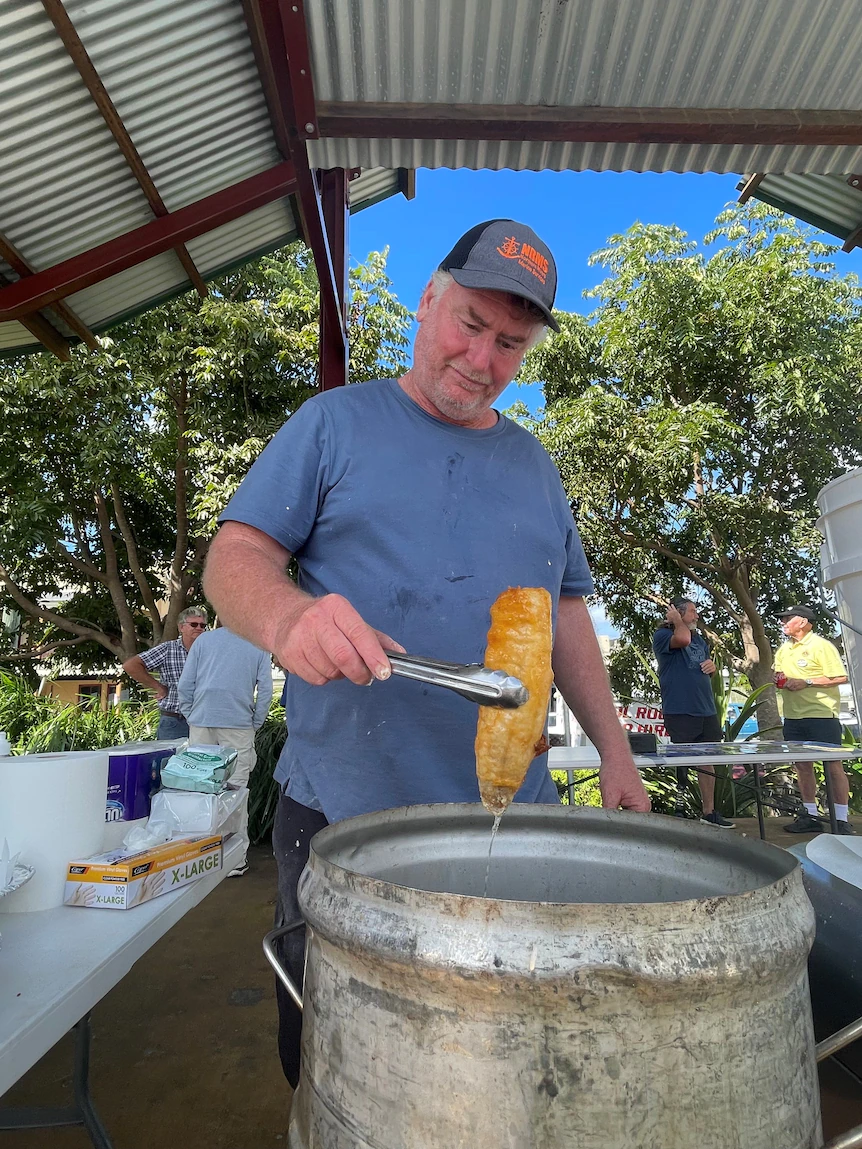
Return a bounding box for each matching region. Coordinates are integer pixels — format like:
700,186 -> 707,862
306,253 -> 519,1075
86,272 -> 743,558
0,1014 -> 114,1149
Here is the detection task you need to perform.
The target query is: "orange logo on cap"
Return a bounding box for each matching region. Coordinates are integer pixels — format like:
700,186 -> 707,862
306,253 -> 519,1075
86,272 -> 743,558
496,237 -> 549,285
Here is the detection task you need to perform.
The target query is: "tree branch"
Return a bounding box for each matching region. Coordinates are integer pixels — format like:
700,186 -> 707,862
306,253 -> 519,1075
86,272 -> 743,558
69,511 -> 97,568
608,522 -> 743,622
93,490 -> 140,657
163,377 -> 190,638
1,636 -> 88,661
52,540 -> 104,583
110,481 -> 163,642
610,521 -> 723,574
0,560 -> 120,654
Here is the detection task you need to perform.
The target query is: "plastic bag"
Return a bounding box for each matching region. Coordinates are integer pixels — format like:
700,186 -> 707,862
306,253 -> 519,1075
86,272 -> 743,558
150,788 -> 247,835
160,744 -> 237,794
122,819 -> 173,852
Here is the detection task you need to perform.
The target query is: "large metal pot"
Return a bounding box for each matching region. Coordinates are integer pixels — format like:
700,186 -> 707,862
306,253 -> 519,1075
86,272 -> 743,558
279,804 -> 820,1149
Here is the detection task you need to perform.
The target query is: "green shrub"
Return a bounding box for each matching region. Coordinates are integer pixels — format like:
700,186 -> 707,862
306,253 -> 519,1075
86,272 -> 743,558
249,706 -> 287,844
0,670 -> 158,752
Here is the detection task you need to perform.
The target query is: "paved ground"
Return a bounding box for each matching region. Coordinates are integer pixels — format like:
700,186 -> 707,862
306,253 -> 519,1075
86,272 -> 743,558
4,824 -> 861,1147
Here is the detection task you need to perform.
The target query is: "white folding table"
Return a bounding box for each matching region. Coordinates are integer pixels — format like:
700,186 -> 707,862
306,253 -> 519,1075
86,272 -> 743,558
549,741 -> 862,838
0,834 -> 245,1147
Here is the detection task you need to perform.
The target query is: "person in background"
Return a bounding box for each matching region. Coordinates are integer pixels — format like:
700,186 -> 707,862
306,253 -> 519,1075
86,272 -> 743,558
122,607 -> 208,739
177,625 -> 274,874
775,605 -> 855,836
652,598 -> 735,828
203,218 -> 650,1089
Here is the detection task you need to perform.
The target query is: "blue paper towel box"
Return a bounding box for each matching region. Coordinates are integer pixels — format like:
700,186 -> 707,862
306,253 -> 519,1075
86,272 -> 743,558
105,741 -> 179,822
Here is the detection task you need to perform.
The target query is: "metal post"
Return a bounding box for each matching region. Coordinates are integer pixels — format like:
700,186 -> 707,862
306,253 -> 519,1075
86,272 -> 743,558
317,167 -> 350,390
0,1014 -> 115,1149
823,755 -> 840,834
752,761 -> 767,840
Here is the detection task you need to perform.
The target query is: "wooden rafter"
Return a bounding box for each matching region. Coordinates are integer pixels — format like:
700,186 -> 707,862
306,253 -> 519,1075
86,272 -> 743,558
737,174 -> 767,204
41,0 -> 208,299
0,232 -> 98,350
0,267 -> 71,359
315,102 -> 862,146
0,162 -> 297,321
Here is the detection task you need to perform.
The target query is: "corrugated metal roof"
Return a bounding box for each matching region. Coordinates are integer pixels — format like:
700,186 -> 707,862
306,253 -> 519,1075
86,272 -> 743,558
3,0 -> 860,358
306,0 -> 862,174
739,173 -> 862,244
0,1 -> 410,357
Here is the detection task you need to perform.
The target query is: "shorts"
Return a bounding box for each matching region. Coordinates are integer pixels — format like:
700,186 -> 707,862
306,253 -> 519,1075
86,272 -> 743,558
663,712 -> 723,745
782,716 -> 842,748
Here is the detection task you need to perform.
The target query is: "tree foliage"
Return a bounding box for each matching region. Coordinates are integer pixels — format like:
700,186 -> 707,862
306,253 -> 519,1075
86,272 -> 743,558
523,203 -> 862,728
0,245 -> 410,667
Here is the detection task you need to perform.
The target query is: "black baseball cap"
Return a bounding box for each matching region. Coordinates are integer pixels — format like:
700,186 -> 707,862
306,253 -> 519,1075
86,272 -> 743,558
439,219 -> 560,331
777,605 -> 816,621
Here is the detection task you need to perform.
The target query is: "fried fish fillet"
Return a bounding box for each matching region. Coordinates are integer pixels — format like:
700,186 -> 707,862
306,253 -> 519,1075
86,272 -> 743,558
475,587 -> 553,815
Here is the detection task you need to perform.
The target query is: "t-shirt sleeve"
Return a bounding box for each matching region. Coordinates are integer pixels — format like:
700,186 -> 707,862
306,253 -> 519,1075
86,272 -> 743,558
652,628 -> 672,656
218,398 -> 330,555
817,639 -> 846,678
559,520 -> 595,597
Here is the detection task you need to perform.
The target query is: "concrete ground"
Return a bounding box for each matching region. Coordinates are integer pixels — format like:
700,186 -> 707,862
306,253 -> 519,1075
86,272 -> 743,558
4,821 -> 862,1147
3,844 -> 290,1149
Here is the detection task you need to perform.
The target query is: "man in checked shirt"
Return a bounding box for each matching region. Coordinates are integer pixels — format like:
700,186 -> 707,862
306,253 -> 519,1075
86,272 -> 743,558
122,606 -> 209,738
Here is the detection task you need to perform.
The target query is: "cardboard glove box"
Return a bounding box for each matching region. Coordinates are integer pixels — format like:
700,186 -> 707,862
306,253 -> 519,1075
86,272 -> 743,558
64,834 -> 223,910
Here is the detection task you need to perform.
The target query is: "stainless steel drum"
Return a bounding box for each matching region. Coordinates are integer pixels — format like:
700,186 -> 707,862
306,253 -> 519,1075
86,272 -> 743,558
282,804 -> 821,1149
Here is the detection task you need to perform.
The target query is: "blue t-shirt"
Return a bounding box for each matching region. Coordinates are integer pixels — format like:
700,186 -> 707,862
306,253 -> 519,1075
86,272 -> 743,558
652,627 -> 717,717
220,379 -> 594,822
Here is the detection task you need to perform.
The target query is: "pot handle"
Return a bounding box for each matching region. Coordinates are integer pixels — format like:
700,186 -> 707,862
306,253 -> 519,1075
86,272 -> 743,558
816,1015 -> 862,1063
817,1014 -> 862,1147
821,1126 -> 862,1148
262,921 -> 305,1012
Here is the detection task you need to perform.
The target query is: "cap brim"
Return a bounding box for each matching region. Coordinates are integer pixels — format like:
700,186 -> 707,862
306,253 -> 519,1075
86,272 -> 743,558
448,268 -> 560,332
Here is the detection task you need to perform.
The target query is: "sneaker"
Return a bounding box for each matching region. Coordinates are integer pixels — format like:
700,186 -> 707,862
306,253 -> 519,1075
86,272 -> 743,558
700,811 -> 736,828
784,813 -> 825,834
836,821 -> 857,836
228,861 -> 249,878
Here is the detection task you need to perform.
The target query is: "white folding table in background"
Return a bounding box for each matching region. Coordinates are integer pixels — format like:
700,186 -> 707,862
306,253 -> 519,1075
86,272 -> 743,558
549,741 -> 862,838
0,835 -> 244,1148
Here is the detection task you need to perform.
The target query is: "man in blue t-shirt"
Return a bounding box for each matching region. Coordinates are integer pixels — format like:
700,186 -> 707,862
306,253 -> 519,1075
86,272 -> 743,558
204,219 -> 650,1087
652,598 -> 733,828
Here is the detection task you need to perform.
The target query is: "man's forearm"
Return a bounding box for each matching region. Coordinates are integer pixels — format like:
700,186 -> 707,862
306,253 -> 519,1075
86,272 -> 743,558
203,523 -> 311,653
122,656 -> 162,694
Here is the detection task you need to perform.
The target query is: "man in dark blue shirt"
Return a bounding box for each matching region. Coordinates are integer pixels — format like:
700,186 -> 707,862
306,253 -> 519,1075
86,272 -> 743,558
652,598 -> 733,828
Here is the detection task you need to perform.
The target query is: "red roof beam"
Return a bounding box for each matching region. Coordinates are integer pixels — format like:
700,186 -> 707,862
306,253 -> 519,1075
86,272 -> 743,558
253,0 -> 348,358
277,0 -> 319,140
0,162 -> 297,322
315,102 -> 862,146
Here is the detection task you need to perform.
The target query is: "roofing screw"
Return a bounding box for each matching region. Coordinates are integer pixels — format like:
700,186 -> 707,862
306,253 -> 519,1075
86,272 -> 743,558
305,123 -> 315,133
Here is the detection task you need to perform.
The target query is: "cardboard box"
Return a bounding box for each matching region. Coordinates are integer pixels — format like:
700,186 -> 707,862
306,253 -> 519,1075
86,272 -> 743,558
64,834 -> 223,910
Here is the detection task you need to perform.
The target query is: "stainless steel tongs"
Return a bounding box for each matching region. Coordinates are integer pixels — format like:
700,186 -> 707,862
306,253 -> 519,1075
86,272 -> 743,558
385,652 -> 529,709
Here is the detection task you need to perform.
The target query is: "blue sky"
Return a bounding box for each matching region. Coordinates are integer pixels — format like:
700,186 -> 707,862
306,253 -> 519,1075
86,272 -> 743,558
350,168 -> 743,416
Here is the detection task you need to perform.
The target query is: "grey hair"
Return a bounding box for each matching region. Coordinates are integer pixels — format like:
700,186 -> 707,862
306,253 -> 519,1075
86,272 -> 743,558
426,270 -> 548,351
672,597 -> 696,613
178,605 -> 208,626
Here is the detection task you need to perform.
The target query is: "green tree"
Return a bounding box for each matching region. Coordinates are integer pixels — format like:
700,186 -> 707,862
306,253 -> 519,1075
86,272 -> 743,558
0,245 -> 410,667
522,203 -> 862,731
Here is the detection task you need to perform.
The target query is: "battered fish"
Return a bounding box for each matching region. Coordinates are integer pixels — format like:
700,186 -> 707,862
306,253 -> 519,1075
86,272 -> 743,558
475,587 -> 554,815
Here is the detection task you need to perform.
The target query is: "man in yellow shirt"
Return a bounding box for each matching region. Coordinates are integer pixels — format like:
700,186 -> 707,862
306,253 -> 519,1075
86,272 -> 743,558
773,606 -> 854,835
